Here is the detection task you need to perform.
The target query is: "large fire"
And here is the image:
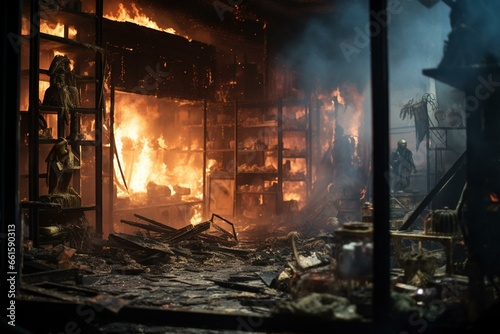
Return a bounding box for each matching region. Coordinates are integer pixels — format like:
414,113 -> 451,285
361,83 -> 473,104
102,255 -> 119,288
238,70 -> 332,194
317,83 -> 364,163
313,82 -> 368,206
112,92 -> 204,224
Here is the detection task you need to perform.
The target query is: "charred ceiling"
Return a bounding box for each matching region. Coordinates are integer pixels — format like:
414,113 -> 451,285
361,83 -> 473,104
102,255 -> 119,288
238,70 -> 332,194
103,19 -> 217,100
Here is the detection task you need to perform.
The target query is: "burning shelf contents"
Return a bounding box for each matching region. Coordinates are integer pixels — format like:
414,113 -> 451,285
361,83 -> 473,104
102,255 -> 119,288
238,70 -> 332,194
111,91 -> 204,228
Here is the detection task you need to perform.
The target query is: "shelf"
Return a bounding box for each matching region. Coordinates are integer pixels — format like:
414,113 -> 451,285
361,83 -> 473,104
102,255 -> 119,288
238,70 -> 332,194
23,2 -> 98,23
207,149 -> 234,153
283,177 -> 307,182
207,123 -> 235,127
283,127 -> 307,131
237,149 -> 278,153
62,205 -> 99,212
36,33 -> 104,54
204,98 -> 311,218
237,171 -> 278,175
208,172 -> 235,179
239,123 -> 277,128
23,0 -> 104,242
21,69 -> 96,83
39,106 -> 99,114
41,8 -> 98,26
283,153 -> 307,158
237,100 -> 277,108
161,149 -> 204,153
37,138 -> 100,146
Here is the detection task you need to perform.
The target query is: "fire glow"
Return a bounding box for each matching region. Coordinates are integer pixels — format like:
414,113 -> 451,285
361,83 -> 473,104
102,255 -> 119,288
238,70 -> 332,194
112,92 -> 204,224
104,2 -> 190,40
318,83 -> 364,161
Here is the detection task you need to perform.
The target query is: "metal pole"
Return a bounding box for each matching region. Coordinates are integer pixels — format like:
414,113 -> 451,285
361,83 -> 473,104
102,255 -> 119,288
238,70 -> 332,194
370,0 -> 391,330
95,0 -> 104,237
1,0 -> 21,315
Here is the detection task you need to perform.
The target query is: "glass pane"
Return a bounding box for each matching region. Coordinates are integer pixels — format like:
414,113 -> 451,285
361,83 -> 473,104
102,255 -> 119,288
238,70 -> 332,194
385,1 -> 491,331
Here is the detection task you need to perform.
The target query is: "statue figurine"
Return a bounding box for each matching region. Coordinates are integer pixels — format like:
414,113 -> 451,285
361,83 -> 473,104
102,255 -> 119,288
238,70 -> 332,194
42,55 -> 82,140
45,137 -> 80,198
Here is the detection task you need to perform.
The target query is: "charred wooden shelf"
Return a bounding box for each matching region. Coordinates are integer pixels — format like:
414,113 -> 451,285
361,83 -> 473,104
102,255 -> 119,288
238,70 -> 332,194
21,69 -> 96,83
37,138 -> 100,146
207,123 -> 235,127
23,3 -> 98,26
206,149 -> 234,152
239,123 -> 278,128
237,149 -> 279,153
283,153 -> 308,158
38,105 -> 99,115
60,205 -> 98,212
33,33 -> 104,54
282,127 -> 308,131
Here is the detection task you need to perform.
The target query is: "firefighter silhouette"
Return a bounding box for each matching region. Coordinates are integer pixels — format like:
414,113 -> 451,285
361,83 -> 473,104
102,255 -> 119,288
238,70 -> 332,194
391,139 -> 417,191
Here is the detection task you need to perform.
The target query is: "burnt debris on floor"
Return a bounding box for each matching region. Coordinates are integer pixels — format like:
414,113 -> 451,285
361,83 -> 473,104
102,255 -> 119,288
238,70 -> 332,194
15,207 -> 491,334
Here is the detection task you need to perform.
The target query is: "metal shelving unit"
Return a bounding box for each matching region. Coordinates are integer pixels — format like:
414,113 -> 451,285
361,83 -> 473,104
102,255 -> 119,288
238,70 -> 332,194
21,0 -> 104,243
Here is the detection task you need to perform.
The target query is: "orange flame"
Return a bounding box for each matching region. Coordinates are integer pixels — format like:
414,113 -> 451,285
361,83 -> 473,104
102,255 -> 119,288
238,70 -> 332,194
283,181 -> 307,210
104,3 -> 190,40
112,92 -> 203,211
360,188 -> 367,201
490,193 -> 499,203
332,86 -> 345,107
40,20 -> 78,39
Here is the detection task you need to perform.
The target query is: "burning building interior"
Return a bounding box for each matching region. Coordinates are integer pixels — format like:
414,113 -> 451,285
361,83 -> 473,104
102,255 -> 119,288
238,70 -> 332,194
2,0 -> 500,333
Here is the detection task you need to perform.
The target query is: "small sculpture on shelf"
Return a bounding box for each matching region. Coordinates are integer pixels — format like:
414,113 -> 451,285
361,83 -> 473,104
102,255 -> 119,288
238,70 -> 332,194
44,137 -> 81,207
42,55 -> 83,141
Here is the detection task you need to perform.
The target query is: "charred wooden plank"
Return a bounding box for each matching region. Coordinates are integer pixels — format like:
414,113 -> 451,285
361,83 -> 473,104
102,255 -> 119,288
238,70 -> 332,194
120,219 -> 172,234
207,245 -> 253,258
109,233 -> 174,255
166,221 -> 211,244
133,213 -> 177,233
197,233 -> 238,246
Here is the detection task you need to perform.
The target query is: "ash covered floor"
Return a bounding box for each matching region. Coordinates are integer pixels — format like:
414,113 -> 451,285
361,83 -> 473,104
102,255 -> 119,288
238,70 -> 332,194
12,212 -> 496,334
